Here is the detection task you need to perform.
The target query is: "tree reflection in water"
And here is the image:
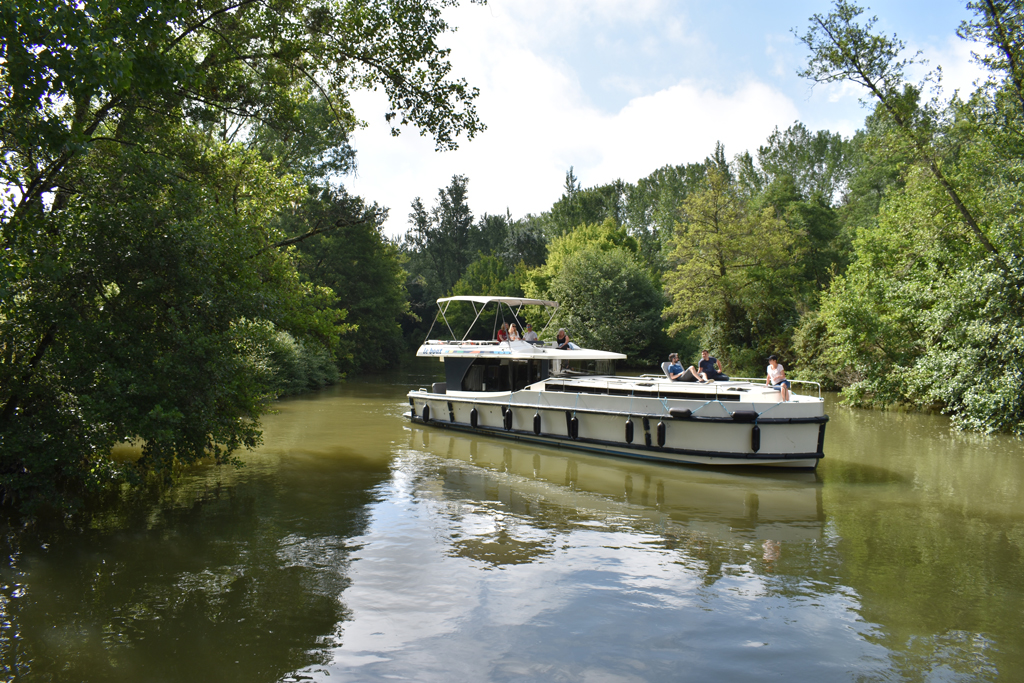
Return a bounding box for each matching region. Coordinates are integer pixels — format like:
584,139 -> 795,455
0,382 -> 1021,682
0,443 -> 390,682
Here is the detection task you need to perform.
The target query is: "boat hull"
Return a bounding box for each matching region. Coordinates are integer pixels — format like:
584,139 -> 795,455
407,389 -> 826,470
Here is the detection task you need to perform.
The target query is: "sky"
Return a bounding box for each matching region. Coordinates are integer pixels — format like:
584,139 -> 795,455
345,0 -> 989,237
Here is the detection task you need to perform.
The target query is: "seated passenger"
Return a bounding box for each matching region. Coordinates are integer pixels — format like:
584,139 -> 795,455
667,353 -> 706,382
497,322 -> 510,342
555,328 -> 571,349
698,350 -> 730,381
523,323 -> 539,343
509,323 -> 521,341
766,354 -> 791,401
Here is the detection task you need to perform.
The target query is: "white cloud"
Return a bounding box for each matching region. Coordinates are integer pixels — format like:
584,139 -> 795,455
346,2 -> 801,237
342,1 -> 985,237
586,80 -> 800,182
923,36 -> 990,98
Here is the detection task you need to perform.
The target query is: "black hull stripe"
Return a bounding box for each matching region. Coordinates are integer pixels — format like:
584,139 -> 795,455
408,414 -> 822,464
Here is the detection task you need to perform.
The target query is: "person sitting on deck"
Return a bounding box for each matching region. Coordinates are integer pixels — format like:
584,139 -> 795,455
766,354 -> 791,401
667,353 -> 706,383
509,323 -> 521,341
523,323 -> 539,343
698,350 -> 730,382
555,328 -> 572,349
497,322 -> 510,342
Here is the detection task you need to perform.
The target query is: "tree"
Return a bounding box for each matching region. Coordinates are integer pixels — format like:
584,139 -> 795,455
758,122 -> 853,206
757,173 -> 848,292
0,0 -> 486,511
622,162 -> 708,272
958,0 -> 1024,121
1,131 -> 342,508
547,247 -> 664,363
439,255 -> 528,338
523,218 -> 639,301
815,159 -> 1024,432
282,188 -> 412,374
472,212 -> 512,259
403,174 -> 475,299
797,0 -> 1024,432
548,169 -> 628,236
450,256 -> 525,299
519,218 -> 662,363
500,215 -> 549,269
663,168 -> 805,366
798,0 -> 1002,263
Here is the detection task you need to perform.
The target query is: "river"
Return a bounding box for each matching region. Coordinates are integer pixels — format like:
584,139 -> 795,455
1,366 -> 1022,682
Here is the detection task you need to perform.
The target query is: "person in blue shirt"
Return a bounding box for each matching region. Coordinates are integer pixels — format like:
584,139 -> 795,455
698,350 -> 729,381
667,353 -> 705,382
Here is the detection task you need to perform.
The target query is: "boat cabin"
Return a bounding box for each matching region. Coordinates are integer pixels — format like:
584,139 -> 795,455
419,296 -> 624,395
442,356 -> 618,394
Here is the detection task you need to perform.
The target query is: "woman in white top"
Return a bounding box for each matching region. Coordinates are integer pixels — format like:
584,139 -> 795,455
508,323 -> 521,341
766,354 -> 790,401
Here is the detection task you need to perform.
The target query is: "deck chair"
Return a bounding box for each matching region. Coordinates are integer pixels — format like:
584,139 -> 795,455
661,362 -> 672,378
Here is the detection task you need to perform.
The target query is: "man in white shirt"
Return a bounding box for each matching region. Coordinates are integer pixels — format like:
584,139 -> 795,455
523,323 -> 539,343
766,354 -> 790,401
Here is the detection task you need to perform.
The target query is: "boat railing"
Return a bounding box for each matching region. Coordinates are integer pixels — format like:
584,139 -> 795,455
581,375 -> 823,400
726,377 -> 822,400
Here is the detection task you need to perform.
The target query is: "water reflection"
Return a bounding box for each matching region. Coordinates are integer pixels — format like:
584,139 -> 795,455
0,385 -> 398,683
316,425 -> 847,682
820,400 -> 1024,682
0,380 -> 1022,682
409,425 -> 825,548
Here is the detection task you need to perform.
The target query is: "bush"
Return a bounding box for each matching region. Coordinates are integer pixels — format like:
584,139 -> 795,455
267,332 -> 340,397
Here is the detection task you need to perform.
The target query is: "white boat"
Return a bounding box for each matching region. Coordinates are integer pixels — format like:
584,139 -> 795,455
407,296 -> 828,470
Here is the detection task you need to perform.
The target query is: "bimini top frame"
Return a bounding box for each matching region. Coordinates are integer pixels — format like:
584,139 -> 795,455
426,296 -> 559,342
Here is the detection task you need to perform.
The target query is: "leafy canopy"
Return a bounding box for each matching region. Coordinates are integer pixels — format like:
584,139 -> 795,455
0,0 -> 485,512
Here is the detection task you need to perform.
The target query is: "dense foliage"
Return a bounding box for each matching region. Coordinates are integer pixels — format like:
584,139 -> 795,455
400,0 -> 1024,434
5,0 -> 1023,514
547,246 -> 663,362
279,188 -> 411,374
0,0 -> 484,511
663,166 -> 805,363
794,0 -> 1024,433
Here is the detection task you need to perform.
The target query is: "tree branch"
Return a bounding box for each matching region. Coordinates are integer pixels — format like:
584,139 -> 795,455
163,0 -> 263,55
0,324 -> 58,426
266,212 -> 375,251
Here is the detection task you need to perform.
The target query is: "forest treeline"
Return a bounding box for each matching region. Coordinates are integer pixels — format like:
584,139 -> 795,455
397,0 -> 1024,438
2,0 -> 1022,512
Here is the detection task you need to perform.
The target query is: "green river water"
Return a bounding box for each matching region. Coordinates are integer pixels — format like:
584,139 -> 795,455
1,365 -> 1023,682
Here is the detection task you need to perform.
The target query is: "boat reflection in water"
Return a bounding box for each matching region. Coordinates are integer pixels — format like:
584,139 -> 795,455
407,424 -> 824,558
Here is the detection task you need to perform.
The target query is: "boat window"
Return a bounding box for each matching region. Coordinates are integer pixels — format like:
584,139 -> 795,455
459,358 -> 548,392
551,359 -> 616,377
462,364 -> 484,391
460,358 -> 510,392
511,359 -> 544,391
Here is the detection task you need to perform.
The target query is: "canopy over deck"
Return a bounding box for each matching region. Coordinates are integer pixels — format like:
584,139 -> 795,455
427,296 -> 558,343
417,339 -> 626,361
436,296 -> 557,307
